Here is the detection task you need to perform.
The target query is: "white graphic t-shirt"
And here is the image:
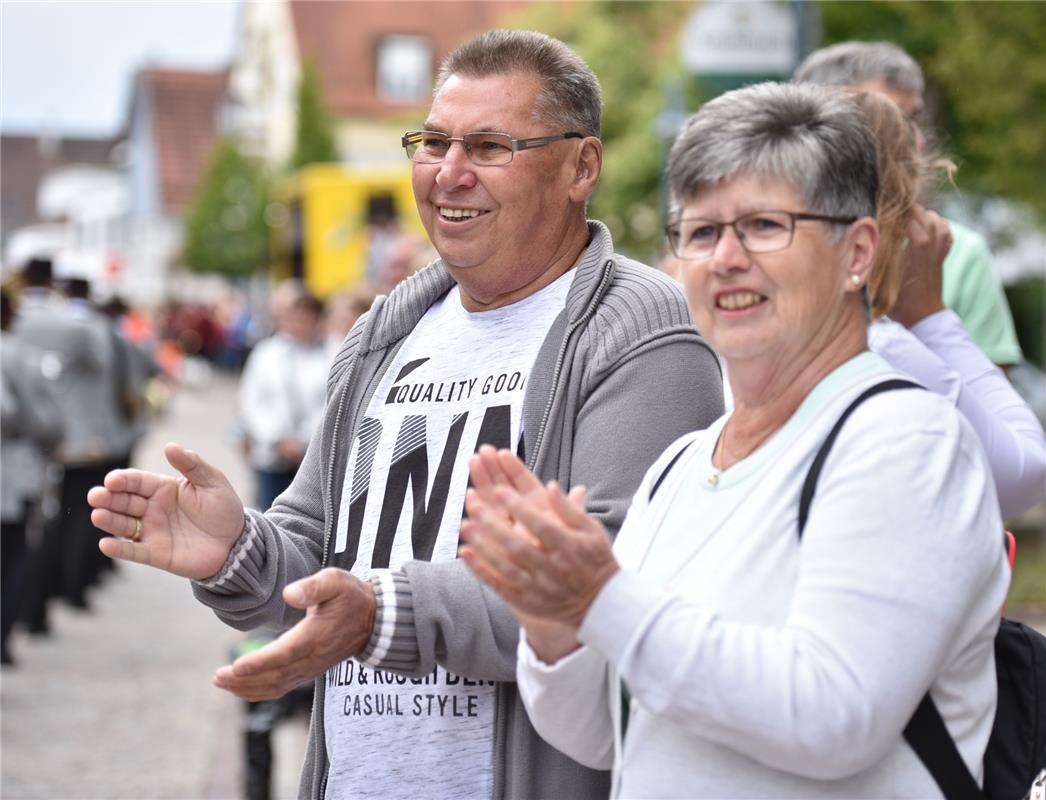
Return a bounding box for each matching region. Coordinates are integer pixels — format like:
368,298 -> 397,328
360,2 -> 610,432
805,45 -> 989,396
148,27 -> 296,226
324,271 -> 573,800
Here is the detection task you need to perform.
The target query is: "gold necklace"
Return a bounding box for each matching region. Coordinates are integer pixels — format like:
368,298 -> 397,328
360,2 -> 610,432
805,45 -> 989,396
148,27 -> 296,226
710,417 -> 777,487
708,424 -> 728,487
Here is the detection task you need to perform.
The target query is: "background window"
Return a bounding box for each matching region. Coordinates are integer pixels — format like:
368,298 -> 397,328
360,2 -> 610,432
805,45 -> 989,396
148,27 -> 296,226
376,35 -> 432,104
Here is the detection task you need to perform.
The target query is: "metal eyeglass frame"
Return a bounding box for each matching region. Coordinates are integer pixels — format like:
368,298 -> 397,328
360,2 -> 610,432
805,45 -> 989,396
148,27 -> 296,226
402,130 -> 584,166
665,211 -> 858,260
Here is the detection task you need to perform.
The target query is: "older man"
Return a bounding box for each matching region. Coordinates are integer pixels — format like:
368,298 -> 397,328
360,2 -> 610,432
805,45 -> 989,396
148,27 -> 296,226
794,40 -> 1023,369
89,30 -> 723,800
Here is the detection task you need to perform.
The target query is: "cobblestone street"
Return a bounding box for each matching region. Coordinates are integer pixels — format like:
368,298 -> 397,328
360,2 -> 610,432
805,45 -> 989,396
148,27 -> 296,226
1,367 -> 307,800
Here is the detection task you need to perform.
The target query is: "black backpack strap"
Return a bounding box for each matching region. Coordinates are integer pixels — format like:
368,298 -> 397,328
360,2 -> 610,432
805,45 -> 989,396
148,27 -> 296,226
797,378 -> 921,539
903,696 -> 985,799
648,441 -> 693,501
797,377 -> 987,800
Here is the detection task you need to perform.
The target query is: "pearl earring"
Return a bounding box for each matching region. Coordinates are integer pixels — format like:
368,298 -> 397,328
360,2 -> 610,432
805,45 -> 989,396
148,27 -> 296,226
850,274 -> 862,286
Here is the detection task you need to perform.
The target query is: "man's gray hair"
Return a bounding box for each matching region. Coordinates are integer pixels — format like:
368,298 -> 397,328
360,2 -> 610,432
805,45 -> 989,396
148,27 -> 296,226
435,30 -> 602,138
668,82 -> 878,222
794,41 -> 924,97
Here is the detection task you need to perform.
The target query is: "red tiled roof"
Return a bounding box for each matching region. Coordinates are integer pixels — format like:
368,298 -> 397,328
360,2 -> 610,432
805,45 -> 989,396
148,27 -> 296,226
141,68 -> 229,213
288,1 -> 528,118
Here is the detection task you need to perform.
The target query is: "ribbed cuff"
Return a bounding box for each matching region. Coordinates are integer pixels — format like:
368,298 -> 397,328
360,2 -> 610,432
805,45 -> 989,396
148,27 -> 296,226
193,514 -> 259,595
358,569 -> 418,670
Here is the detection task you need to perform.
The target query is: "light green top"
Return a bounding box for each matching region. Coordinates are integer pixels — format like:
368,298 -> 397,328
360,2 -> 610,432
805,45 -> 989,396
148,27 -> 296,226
942,218 -> 1023,365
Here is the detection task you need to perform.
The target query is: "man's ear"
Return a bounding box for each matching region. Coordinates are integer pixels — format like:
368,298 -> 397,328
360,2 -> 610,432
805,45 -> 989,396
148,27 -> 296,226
569,137 -> 602,203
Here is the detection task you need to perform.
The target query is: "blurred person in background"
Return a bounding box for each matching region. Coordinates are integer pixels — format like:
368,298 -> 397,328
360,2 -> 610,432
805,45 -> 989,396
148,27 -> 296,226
233,628 -> 314,800
373,234 -> 430,294
60,275 -> 127,594
160,300 -> 226,363
362,198 -> 400,290
235,284 -> 329,800
853,91 -> 1046,520
221,290 -> 268,371
1,288 -> 64,664
88,30 -> 723,800
460,81 -> 1008,799
794,40 -> 1023,372
14,258 -> 111,628
268,278 -> 309,335
324,286 -> 375,361
238,289 -> 329,510
99,296 -> 161,470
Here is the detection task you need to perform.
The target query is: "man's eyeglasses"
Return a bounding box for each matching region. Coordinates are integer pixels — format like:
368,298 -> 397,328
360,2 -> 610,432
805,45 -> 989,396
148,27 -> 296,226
664,210 -> 858,261
402,130 -> 583,167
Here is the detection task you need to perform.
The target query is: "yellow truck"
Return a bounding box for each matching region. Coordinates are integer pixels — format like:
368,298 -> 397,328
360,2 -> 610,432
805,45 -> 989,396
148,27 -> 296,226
270,163 -> 426,298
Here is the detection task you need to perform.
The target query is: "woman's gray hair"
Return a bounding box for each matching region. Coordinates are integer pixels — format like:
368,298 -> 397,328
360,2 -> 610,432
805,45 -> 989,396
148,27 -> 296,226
667,82 -> 878,225
435,30 -> 602,138
794,41 -> 925,97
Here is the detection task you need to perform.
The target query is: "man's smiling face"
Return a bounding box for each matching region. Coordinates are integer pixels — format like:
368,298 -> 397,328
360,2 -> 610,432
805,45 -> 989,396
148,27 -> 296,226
411,71 -> 583,295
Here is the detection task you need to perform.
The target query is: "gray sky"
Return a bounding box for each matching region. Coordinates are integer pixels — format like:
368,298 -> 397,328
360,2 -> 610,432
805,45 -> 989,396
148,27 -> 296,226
1,1 -> 240,137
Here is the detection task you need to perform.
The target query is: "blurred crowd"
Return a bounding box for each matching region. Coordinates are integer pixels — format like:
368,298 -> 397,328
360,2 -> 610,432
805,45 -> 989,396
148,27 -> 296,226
2,258 -> 157,663
0,232 -> 428,671
0,234 -> 428,799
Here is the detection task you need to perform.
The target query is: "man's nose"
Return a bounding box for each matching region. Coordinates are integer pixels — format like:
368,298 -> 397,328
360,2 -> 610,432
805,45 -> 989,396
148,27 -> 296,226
435,141 -> 477,191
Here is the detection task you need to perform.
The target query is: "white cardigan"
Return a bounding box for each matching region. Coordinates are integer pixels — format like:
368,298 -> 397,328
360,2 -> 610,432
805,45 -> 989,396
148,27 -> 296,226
517,352 -> 1010,798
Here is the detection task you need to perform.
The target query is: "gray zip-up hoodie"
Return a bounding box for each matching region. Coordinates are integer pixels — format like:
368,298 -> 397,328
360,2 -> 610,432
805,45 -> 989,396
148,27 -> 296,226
193,222 -> 724,800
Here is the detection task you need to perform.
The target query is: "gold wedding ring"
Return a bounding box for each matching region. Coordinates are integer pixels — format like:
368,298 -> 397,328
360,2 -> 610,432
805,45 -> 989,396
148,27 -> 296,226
129,518 -> 143,542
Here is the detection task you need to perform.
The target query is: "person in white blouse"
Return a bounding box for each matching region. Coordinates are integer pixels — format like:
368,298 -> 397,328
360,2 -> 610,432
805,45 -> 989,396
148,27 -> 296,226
239,290 -> 330,509
458,83 -> 1010,798
853,90 -> 1046,521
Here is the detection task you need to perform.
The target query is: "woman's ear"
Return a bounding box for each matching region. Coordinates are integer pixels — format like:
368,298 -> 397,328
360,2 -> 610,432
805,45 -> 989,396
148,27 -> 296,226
845,217 -> 879,293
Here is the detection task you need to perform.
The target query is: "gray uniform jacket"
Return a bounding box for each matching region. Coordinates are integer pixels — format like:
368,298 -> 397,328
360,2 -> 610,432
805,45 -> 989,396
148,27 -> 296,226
0,331 -> 64,520
194,222 -> 725,800
14,292 -> 117,464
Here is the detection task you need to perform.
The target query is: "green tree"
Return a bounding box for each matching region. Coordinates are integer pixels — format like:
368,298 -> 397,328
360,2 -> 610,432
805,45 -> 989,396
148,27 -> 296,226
509,1 -> 692,261
290,59 -> 339,170
1005,276 -> 1046,369
507,0 -> 1046,256
182,137 -> 271,276
820,0 -> 1046,222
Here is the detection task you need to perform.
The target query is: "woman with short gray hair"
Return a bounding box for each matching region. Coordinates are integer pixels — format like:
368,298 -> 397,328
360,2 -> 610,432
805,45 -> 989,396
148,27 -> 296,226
458,82 -> 1007,797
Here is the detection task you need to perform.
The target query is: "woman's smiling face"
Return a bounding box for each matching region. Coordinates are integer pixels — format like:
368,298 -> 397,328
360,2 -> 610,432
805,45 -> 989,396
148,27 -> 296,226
679,174 -> 866,372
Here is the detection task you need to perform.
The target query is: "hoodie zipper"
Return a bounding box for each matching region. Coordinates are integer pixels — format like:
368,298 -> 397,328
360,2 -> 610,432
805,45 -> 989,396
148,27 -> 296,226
527,260 -> 614,470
